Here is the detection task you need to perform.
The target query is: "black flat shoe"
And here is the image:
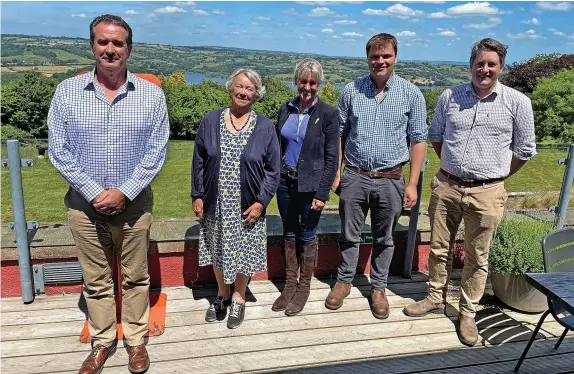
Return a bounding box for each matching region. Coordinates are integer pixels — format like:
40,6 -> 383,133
227,300 -> 245,329
205,296 -> 231,322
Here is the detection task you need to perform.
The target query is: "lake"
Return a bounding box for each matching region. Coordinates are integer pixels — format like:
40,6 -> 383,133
185,72 -> 436,91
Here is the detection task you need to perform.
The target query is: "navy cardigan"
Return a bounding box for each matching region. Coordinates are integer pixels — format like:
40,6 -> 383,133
191,109 -> 281,217
276,98 -> 340,202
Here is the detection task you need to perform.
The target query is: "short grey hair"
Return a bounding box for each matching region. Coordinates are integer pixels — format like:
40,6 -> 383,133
469,38 -> 508,68
225,68 -> 266,102
293,58 -> 324,85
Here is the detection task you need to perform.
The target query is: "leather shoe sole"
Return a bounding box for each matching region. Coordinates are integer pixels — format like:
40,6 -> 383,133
371,308 -> 389,320
324,299 -> 344,310
128,358 -> 150,374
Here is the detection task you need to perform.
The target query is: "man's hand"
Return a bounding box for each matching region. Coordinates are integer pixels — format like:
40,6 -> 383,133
403,184 -> 418,208
311,198 -> 325,211
93,189 -> 126,215
243,202 -> 265,225
192,198 -> 204,220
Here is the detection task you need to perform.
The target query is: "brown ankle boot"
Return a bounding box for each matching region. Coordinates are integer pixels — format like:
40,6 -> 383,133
458,313 -> 479,346
272,240 -> 299,311
325,282 -> 352,310
285,239 -> 317,316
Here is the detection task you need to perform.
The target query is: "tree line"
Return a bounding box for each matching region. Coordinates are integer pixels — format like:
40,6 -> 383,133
1,53 -> 573,143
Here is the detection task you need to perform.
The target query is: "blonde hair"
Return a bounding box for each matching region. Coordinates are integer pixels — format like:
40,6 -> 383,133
225,68 -> 266,102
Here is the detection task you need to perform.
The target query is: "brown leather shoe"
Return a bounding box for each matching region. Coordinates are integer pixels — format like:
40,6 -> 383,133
403,298 -> 445,317
458,313 -> 479,346
370,289 -> 390,319
126,344 -> 150,374
325,282 -> 351,310
78,343 -> 117,374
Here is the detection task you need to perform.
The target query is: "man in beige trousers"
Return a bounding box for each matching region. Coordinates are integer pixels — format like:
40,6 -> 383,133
402,38 -> 536,346
48,14 -> 169,374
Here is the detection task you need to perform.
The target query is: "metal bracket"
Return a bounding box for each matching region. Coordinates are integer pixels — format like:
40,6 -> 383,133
1,158 -> 34,168
32,262 -> 83,294
32,264 -> 45,294
8,221 -> 40,243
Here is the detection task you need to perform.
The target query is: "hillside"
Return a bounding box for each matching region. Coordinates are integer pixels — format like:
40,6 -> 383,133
1,34 -> 470,86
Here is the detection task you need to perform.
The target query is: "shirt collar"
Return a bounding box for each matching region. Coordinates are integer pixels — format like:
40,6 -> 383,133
84,68 -> 136,92
287,95 -> 319,112
466,80 -> 500,100
367,73 -> 395,92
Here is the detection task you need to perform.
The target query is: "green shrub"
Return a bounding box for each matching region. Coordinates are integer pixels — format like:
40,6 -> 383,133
1,124 -> 31,141
490,216 -> 553,275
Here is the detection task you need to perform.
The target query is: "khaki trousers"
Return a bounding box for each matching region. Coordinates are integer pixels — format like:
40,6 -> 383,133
427,171 -> 507,317
65,187 -> 153,346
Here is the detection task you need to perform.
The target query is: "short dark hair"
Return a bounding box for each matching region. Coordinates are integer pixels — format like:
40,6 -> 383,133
469,38 -> 508,67
366,33 -> 398,57
89,14 -> 133,48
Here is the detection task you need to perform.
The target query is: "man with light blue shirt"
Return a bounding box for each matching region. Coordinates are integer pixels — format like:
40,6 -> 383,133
403,38 -> 536,347
48,14 -> 168,374
326,33 -> 427,320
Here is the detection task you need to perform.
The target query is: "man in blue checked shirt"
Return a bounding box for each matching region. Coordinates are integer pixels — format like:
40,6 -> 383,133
48,14 -> 168,374
325,33 -> 427,320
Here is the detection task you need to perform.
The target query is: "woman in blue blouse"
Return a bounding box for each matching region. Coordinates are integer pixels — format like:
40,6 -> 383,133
272,59 -> 340,316
192,68 -> 280,329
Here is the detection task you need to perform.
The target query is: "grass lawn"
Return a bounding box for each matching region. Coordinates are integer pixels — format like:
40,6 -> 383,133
1,142 -> 569,223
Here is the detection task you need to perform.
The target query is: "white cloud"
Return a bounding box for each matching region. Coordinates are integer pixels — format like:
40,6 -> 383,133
409,18 -> 419,23
255,16 -> 271,21
154,6 -> 185,13
536,2 -> 573,11
369,27 -> 376,31
309,7 -> 335,16
125,10 -> 138,15
397,30 -> 417,37
306,33 -> 317,38
322,28 -> 335,33
175,1 -> 196,6
439,31 -> 456,36
252,22 -> 259,25
446,2 -> 499,16
507,30 -> 544,39
192,9 -> 209,16
332,35 -> 341,39
333,19 -> 357,25
405,43 -> 412,47
71,13 -> 87,18
464,16 -> 502,29
230,31 -> 241,35
342,32 -> 364,37
297,1 -> 332,4
212,9 -> 225,15
363,3 -> 424,18
522,17 -> 541,25
284,8 -> 297,15
428,11 -> 451,18
488,32 -> 496,36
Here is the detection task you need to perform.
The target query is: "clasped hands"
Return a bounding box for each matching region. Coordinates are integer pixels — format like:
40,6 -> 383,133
192,198 -> 265,225
93,189 -> 126,215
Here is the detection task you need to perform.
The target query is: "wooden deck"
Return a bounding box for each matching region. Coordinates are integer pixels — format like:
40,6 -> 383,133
1,272 -> 573,374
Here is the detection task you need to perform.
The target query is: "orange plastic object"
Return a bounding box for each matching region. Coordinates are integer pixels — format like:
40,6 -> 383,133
80,256 -> 167,343
77,71 -> 162,87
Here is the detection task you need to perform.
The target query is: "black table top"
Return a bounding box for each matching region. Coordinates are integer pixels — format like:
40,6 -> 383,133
525,272 -> 574,315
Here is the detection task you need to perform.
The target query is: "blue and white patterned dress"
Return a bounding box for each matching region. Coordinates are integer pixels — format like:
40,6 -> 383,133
199,109 -> 268,284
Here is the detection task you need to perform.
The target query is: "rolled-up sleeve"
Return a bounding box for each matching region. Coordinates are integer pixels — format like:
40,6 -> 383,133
337,85 -> 352,138
48,84 -> 104,202
428,90 -> 449,143
407,88 -> 428,143
118,92 -> 170,200
512,96 -> 537,160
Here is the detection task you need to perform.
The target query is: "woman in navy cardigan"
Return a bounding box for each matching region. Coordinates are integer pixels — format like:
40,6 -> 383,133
272,59 -> 340,316
192,68 -> 280,329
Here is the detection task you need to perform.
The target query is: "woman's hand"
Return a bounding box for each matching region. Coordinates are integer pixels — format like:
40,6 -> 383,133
243,202 -> 265,225
192,198 -> 204,220
311,198 -> 325,211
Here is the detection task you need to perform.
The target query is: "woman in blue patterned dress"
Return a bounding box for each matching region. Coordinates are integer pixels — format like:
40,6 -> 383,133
191,68 -> 281,329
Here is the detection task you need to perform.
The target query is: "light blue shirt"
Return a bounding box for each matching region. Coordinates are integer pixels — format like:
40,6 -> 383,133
280,96 -> 317,168
48,69 -> 170,202
338,74 -> 427,171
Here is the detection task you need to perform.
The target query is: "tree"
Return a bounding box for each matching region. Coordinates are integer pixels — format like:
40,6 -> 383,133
1,71 -> 57,138
500,54 -> 574,94
422,88 -> 444,125
530,69 -> 574,142
253,76 -> 294,124
318,82 -> 340,107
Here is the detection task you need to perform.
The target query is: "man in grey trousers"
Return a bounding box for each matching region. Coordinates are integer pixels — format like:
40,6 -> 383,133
326,33 -> 427,319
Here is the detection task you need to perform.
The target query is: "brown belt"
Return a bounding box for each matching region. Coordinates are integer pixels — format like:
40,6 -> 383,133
439,169 -> 505,187
346,165 -> 402,179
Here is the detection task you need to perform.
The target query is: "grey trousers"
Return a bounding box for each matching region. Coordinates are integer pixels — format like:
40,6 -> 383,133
337,167 -> 405,289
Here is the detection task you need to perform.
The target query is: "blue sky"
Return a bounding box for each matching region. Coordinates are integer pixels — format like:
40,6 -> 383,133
2,1 -> 574,63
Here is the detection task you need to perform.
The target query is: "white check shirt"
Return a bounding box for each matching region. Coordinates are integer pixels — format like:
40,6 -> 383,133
48,69 -> 169,202
429,82 -> 537,180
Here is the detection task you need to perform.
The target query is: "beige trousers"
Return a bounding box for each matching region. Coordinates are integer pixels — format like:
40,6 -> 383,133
65,187 -> 153,346
427,171 -> 507,317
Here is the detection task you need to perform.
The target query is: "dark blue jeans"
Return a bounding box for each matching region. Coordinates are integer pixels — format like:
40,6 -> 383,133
277,175 -> 322,245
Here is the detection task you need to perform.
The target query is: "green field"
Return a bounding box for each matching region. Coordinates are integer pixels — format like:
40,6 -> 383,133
1,142 -> 569,223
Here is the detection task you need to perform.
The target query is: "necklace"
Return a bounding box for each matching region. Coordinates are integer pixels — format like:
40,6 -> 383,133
229,110 -> 251,132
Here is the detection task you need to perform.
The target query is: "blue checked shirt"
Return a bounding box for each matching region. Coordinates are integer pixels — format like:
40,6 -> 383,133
338,74 -> 427,171
429,82 -> 537,180
48,70 -> 170,202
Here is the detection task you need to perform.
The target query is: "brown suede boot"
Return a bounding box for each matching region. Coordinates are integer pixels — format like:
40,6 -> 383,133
325,282 -> 352,310
285,239 -> 318,316
403,298 -> 445,317
272,240 -> 299,311
458,313 -> 479,346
